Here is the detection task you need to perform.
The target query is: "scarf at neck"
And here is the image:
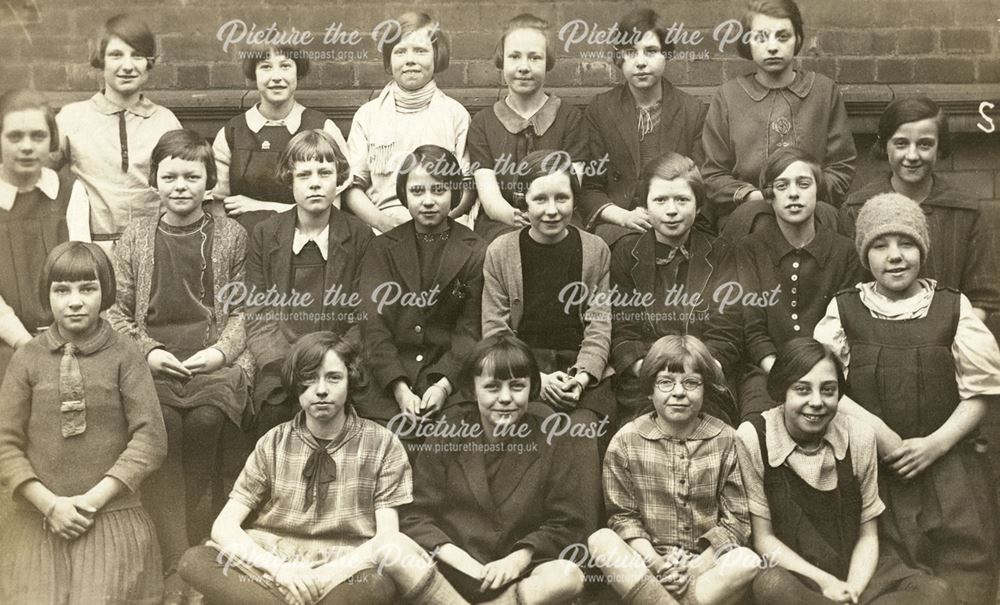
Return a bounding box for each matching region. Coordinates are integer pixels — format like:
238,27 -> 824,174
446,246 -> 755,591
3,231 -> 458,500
392,80 -> 438,113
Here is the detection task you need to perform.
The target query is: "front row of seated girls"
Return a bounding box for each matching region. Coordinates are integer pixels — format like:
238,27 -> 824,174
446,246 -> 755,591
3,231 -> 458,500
2,233 -> 998,605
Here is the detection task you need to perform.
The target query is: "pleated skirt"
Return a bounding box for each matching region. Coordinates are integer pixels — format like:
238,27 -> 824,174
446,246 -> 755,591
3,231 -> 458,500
0,506 -> 163,605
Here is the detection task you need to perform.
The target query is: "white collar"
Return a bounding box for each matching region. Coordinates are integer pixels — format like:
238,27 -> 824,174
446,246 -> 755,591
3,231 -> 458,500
292,223 -> 330,261
246,101 -> 306,134
0,167 -> 60,211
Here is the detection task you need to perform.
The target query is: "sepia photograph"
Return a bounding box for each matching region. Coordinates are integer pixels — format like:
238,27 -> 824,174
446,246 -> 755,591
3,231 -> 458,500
0,0 -> 999,603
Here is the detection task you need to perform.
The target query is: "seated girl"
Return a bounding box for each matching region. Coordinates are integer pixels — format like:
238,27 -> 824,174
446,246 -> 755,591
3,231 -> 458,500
0,241 -> 167,604
815,193 -> 1000,605
482,149 -> 616,440
179,332 -> 411,605
580,8 -> 706,245
467,13 -> 588,241
610,153 -> 741,424
703,0 -> 854,234
736,337 -> 954,605
400,334 -> 598,604
588,335 -> 758,605
244,129 -> 373,437
212,44 -> 352,233
358,145 -> 485,428
106,129 -> 252,603
839,96 -> 1000,337
345,12 -> 473,234
0,89 -> 89,379
735,147 -> 864,419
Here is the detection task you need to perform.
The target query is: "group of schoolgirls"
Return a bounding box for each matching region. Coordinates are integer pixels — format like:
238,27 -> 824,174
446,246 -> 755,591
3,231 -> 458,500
2,1 -> 1000,604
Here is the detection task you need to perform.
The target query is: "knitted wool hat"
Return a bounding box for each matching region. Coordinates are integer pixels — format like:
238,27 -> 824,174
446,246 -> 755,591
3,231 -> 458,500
854,192 -> 930,269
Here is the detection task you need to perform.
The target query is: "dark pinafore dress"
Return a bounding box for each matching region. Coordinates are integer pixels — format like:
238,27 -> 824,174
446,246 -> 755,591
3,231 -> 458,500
837,286 -> 1000,605
224,107 -> 327,233
0,171 -> 73,379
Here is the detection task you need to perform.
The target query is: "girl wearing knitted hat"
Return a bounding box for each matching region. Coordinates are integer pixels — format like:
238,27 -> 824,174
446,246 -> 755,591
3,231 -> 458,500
815,192 -> 1000,605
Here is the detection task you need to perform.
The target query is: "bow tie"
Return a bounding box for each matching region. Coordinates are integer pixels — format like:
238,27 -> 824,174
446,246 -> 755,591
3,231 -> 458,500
655,245 -> 690,266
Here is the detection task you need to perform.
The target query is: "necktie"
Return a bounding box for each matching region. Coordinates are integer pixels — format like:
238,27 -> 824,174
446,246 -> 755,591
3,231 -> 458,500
655,245 -> 690,266
117,110 -> 129,172
59,343 -> 87,438
302,446 -> 337,513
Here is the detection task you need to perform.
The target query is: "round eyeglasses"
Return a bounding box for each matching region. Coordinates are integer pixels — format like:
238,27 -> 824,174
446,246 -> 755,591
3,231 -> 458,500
654,377 -> 704,393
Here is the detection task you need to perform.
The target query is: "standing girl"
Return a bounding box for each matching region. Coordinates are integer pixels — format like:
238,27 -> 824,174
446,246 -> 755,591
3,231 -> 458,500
179,332 -> 410,605
467,13 -> 589,241
212,44 -> 352,233
588,335 -> 758,605
358,145 -> 485,426
735,147 -> 863,419
0,89 -> 90,379
481,149 -> 616,439
839,97 -> 1000,336
346,12 -> 474,234
702,0 -> 854,234
106,129 -> 252,604
815,193 -> 1000,605
55,14 -> 182,252
0,241 -> 167,604
736,338 -> 954,605
401,334 -> 597,604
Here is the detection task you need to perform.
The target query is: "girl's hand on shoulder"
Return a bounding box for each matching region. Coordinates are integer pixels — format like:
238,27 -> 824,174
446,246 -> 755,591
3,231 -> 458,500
46,496 -> 94,541
885,436 -> 947,480
378,211 -> 409,234
540,371 -> 577,409
147,349 -> 193,379
621,207 -> 652,232
223,195 -> 269,216
479,549 -> 531,592
274,563 -> 324,605
183,348 -> 226,375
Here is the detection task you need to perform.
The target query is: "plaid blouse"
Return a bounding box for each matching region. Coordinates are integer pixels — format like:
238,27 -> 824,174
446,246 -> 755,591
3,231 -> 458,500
230,408 -> 412,559
604,413 -> 750,554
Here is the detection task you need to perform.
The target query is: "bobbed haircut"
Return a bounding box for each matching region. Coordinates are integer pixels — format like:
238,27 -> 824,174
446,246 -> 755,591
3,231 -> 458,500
90,14 -> 157,69
873,96 -> 951,160
275,129 -> 350,188
380,12 -> 451,75
638,334 -> 727,400
493,13 -> 556,72
149,129 -> 217,190
241,44 -> 311,81
396,144 -> 465,209
759,145 -> 826,203
511,149 -> 582,206
39,241 -> 117,314
736,0 -> 805,61
612,8 -> 675,68
635,152 -> 706,210
459,333 -> 542,402
0,89 -> 59,153
281,331 -> 368,402
766,337 -> 846,403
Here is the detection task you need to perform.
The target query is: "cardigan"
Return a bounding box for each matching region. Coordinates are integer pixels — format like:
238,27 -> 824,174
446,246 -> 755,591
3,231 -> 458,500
400,404 -> 600,565
701,71 -> 856,220
358,220 -> 485,421
245,207 -> 374,371
106,214 -> 254,383
482,226 -> 612,381
580,79 -> 706,230
0,321 -> 167,512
